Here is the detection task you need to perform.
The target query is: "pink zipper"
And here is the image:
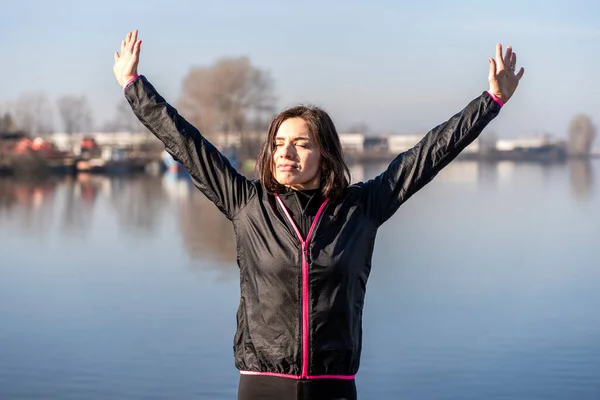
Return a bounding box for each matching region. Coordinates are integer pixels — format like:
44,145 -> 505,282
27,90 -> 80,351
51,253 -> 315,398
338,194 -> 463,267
301,243 -> 309,377
275,194 -> 329,378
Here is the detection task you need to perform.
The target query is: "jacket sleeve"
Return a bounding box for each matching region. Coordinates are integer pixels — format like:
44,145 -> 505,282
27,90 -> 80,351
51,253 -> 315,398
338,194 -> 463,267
124,75 -> 256,219
359,91 -> 501,226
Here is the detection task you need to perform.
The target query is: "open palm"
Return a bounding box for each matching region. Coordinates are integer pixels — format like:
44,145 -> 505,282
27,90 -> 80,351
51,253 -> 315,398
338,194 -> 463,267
113,30 -> 142,87
488,43 -> 525,105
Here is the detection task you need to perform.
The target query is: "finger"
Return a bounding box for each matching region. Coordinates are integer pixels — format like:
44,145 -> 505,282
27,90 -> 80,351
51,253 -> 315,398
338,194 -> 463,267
125,31 -> 135,53
134,40 -> 142,56
124,32 -> 131,53
129,30 -> 138,52
516,67 -> 525,81
504,46 -> 513,68
489,57 -> 497,80
114,52 -> 119,63
496,43 -> 504,68
510,52 -> 517,71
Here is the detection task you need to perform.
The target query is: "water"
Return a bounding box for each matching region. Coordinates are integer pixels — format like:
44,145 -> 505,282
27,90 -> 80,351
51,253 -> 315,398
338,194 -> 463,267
1,160 -> 599,399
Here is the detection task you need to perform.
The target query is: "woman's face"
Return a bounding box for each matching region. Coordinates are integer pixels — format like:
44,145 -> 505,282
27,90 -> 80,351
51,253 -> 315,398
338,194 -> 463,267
272,117 -> 321,190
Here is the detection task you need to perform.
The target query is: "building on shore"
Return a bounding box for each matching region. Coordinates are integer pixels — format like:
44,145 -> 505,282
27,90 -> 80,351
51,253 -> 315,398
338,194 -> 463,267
41,132 -> 160,154
338,133 -> 365,153
340,132 -> 480,163
481,134 -> 567,162
2,128 -> 592,178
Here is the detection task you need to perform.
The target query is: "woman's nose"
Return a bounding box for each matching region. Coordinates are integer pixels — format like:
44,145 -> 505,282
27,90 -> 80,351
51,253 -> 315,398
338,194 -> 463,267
279,144 -> 294,159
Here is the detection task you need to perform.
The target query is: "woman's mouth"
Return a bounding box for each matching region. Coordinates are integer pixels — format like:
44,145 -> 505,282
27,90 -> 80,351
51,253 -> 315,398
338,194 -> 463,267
278,164 -> 298,172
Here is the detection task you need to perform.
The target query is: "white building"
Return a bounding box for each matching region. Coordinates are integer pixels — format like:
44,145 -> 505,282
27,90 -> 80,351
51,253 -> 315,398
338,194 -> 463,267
387,134 -> 480,154
496,137 -> 549,151
338,133 -> 365,152
387,135 -> 421,153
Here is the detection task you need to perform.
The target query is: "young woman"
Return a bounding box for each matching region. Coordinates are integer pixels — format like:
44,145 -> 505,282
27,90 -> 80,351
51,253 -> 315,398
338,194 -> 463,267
113,30 -> 524,400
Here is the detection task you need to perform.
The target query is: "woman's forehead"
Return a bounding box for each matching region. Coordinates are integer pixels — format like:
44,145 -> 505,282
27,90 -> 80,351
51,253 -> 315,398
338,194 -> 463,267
276,118 -> 309,138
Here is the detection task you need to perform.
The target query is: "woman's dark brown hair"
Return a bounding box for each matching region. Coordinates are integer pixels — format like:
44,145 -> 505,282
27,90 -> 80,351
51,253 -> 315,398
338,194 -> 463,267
256,105 -> 351,200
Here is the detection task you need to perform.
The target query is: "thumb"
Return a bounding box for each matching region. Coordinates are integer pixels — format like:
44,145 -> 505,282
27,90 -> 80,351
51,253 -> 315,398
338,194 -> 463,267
114,52 -> 119,63
488,58 -> 496,81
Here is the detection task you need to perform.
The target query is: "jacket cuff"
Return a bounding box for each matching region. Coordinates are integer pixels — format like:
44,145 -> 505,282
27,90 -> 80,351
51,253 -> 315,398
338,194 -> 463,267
486,91 -> 504,107
123,74 -> 140,90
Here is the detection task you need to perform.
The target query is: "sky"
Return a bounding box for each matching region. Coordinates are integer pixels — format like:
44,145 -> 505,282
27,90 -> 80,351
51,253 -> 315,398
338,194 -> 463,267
1,0 -> 599,141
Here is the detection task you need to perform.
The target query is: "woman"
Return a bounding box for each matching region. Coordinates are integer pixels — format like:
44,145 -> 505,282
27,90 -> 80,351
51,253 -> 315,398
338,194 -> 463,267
113,30 -> 524,400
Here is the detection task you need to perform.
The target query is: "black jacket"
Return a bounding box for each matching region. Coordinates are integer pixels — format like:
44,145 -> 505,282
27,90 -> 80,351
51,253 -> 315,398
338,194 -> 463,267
125,75 -> 501,378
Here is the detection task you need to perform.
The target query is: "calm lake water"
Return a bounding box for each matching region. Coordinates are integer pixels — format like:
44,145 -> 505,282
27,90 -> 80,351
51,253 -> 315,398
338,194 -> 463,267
1,159 -> 599,399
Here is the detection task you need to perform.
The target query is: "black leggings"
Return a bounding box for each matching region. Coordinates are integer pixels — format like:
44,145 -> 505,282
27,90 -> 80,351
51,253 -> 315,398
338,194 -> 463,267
237,374 -> 357,400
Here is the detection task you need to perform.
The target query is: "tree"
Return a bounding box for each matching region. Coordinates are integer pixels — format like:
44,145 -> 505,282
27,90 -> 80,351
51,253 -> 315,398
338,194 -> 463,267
177,56 -> 276,160
568,114 -> 596,156
102,98 -> 148,133
13,92 -> 54,135
0,113 -> 17,133
57,95 -> 94,134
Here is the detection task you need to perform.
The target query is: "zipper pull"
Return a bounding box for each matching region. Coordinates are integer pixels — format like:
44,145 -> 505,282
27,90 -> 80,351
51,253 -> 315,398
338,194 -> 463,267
302,243 -> 310,263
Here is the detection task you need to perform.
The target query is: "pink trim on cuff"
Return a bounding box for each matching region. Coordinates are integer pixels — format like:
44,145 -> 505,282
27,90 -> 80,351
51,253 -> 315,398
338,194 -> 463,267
486,91 -> 504,107
123,74 -> 139,90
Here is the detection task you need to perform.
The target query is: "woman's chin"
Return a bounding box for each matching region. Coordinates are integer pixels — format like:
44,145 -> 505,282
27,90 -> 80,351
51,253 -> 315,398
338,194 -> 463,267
275,173 -> 320,189
278,179 -> 296,187
275,174 -> 296,186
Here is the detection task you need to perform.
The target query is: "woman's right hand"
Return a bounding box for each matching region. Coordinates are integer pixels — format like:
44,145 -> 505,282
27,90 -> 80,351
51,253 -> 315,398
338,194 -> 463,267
113,30 -> 142,88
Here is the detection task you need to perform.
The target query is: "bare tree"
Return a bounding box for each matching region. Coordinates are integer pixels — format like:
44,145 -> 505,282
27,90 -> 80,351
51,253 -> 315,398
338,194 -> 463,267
57,95 -> 94,134
0,102 -> 14,133
178,56 -> 276,160
568,114 -> 596,156
102,98 -> 148,133
0,113 -> 17,133
13,92 -> 54,135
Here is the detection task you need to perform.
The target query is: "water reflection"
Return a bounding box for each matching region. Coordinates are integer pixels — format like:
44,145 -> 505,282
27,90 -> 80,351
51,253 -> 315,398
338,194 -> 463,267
106,175 -> 170,232
0,160 -> 597,263
0,177 -> 61,233
353,159 -> 597,195
60,174 -> 105,235
569,159 -> 594,201
2,161 -> 599,400
175,182 -> 237,264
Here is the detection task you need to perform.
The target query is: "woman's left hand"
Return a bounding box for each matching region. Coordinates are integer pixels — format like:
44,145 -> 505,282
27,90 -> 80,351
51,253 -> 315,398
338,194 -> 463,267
488,43 -> 525,104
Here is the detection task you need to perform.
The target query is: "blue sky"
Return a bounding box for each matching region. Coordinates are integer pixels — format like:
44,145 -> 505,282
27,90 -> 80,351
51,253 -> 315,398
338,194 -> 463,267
1,0 -> 599,140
